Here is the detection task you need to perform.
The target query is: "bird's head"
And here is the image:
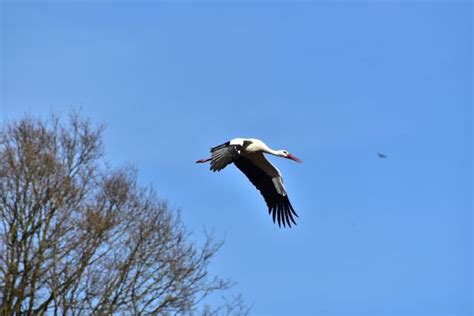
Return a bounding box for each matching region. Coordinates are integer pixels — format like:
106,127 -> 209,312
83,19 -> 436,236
278,150 -> 302,163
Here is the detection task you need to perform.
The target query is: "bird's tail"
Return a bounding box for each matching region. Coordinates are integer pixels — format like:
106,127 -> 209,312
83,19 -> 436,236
196,158 -> 212,163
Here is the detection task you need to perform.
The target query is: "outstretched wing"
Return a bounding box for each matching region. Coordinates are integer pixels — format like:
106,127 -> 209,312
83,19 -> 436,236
234,155 -> 298,227
209,142 -> 241,172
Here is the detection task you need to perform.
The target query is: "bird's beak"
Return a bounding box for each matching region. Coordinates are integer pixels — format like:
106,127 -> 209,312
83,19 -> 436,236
287,154 -> 302,163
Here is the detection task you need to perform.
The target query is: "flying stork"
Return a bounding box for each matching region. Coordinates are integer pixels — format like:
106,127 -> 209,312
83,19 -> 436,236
196,138 -> 301,228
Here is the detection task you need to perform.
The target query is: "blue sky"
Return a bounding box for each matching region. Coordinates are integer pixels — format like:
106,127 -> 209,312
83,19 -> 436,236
1,1 -> 472,315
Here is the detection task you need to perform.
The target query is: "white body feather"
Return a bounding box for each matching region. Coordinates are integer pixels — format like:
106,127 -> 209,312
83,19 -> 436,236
229,138 -> 287,195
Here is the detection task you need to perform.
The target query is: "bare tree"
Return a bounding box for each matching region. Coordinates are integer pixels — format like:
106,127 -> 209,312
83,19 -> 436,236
0,113 -> 247,315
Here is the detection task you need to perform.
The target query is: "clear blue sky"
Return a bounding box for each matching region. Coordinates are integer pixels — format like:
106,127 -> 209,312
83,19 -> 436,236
1,1 -> 472,315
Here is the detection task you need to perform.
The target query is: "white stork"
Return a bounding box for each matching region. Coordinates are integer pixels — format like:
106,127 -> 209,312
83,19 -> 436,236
196,138 -> 301,228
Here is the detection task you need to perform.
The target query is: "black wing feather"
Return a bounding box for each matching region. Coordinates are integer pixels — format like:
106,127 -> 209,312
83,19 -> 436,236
209,142 -> 241,172
234,156 -> 298,228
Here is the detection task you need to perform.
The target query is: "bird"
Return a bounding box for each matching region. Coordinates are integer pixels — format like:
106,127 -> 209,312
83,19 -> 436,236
196,138 -> 301,228
377,153 -> 387,158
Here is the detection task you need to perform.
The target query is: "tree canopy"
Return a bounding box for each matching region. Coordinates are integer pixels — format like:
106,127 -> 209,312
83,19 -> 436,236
0,113 -> 247,315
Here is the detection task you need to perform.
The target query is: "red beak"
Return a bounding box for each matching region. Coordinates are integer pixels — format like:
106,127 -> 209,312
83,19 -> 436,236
287,154 -> 302,163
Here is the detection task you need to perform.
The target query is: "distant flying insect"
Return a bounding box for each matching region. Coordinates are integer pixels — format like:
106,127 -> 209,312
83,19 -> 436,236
196,138 -> 301,228
377,153 -> 387,158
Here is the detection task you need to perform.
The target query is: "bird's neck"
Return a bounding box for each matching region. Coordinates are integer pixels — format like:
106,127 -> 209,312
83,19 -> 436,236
262,146 -> 282,157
